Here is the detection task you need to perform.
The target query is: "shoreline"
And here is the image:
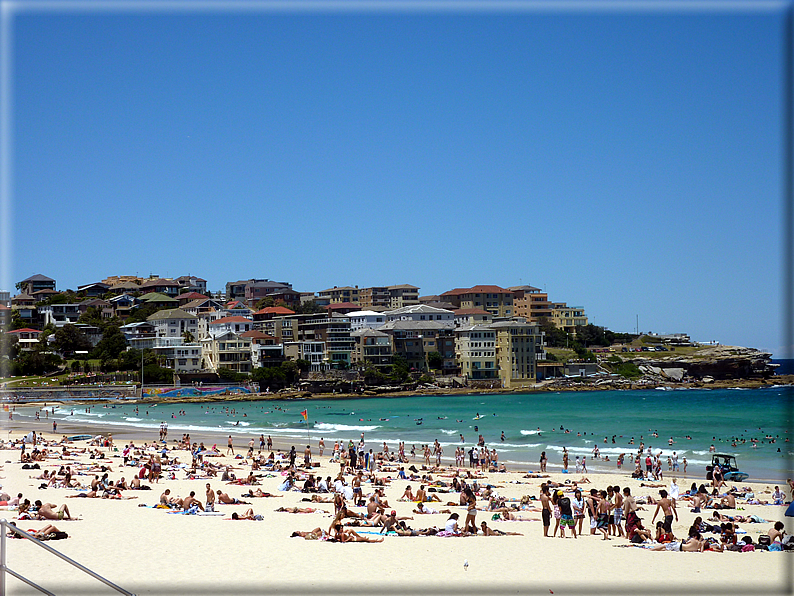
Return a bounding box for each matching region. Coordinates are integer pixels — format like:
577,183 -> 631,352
3,374 -> 791,408
5,416 -> 789,486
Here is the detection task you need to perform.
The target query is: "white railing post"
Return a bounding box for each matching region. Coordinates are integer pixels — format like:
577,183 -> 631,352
1,518 -> 7,595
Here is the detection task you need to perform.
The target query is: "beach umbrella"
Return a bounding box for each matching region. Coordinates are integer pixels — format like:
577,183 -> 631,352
785,502 -> 794,517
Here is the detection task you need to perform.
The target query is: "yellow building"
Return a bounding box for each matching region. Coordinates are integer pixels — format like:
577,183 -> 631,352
318,286 -> 360,305
491,319 -> 544,388
550,303 -> 588,334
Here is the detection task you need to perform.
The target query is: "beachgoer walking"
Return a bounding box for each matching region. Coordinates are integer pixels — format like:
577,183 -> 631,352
651,489 -> 677,534
227,436 -> 234,455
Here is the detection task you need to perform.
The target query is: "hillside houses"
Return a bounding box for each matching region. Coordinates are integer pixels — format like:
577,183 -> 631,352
3,274 -> 596,386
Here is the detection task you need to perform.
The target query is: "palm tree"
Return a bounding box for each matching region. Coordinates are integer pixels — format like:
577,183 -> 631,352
182,330 -> 195,343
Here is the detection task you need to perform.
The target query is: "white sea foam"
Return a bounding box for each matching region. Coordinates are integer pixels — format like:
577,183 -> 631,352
125,417 -> 142,422
440,429 -> 457,435
313,423 -> 380,432
520,430 -> 540,436
225,420 -> 250,426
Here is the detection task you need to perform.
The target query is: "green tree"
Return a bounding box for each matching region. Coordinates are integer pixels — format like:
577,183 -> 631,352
15,350 -> 62,376
124,303 -> 161,324
9,310 -> 26,331
78,306 -> 105,328
252,365 -> 286,388
294,301 -> 323,314
93,324 -> 128,361
295,359 -> 312,372
389,355 -> 410,384
41,292 -> 77,306
539,320 -> 571,348
280,360 -> 300,384
255,297 -> 276,310
52,324 -> 92,357
426,351 -> 444,371
182,330 -> 195,343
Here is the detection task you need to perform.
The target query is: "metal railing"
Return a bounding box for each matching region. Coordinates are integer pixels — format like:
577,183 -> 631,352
0,519 -> 135,596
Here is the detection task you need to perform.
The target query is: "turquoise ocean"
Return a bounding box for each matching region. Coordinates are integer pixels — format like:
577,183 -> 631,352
23,385 -> 792,482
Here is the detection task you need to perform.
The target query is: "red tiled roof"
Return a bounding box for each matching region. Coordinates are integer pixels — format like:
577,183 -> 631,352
210,316 -> 253,325
326,302 -> 359,310
441,285 -> 511,296
8,328 -> 41,334
254,306 -> 295,315
240,330 -> 275,340
178,292 -> 206,300
454,308 -> 491,315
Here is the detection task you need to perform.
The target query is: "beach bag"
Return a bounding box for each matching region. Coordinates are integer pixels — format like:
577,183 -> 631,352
758,535 -> 771,546
741,544 -> 755,552
769,542 -> 783,551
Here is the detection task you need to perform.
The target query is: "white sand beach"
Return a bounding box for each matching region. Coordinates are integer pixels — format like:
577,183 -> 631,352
0,426 -> 789,596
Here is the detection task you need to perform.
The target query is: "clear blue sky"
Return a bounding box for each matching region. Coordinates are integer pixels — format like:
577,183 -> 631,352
7,3 -> 787,355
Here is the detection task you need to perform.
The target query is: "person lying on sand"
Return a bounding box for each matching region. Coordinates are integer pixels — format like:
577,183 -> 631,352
243,488 -> 282,498
333,523 -> 383,543
275,506 -> 320,514
216,490 -> 249,505
303,494 -> 332,503
412,502 -> 451,514
231,509 -> 263,520
34,501 -> 71,521
291,527 -> 329,540
480,521 -> 522,536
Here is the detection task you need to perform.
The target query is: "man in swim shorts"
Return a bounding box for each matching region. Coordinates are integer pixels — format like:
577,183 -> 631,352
540,485 -> 552,537
652,489 -> 677,533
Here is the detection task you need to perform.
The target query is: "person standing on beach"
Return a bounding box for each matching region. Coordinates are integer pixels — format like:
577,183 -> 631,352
205,483 -> 215,512
463,487 -> 478,534
562,450 -> 569,473
540,485 -> 552,537
319,438 -> 325,457
587,489 -> 599,535
540,451 -> 547,473
304,445 -> 312,468
623,487 -> 640,537
267,435 -> 273,451
558,490 -> 576,538
611,485 -> 625,538
596,491 -> 611,540
227,436 -> 234,456
571,489 -> 586,535
651,489 -> 677,534
259,435 -> 265,453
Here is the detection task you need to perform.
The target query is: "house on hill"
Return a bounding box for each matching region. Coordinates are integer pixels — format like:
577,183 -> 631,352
17,274 -> 55,295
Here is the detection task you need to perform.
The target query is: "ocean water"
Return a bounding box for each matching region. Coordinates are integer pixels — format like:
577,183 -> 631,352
21,385 -> 792,482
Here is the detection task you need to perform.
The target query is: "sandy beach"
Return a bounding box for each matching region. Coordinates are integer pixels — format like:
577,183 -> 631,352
0,419 -> 790,596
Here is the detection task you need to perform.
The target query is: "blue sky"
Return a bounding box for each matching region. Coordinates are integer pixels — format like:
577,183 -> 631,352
6,3 -> 787,355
